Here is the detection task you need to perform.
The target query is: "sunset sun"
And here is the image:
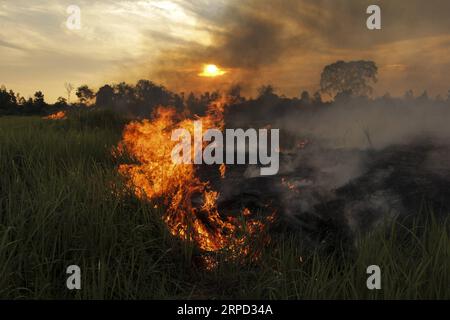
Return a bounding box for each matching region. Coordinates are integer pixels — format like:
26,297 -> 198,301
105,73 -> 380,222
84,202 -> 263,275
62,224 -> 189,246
199,64 -> 226,77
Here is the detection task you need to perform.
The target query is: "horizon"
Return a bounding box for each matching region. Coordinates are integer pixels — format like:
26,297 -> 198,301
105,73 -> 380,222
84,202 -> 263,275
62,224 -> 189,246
1,75 -> 447,105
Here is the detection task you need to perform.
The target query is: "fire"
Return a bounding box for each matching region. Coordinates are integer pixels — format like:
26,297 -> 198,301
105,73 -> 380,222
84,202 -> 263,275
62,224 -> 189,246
199,64 -> 226,78
115,97 -> 274,263
44,111 -> 66,120
219,163 -> 226,178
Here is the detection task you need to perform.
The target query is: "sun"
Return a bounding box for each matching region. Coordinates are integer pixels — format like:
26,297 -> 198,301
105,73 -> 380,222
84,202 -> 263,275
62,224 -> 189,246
199,64 -> 226,77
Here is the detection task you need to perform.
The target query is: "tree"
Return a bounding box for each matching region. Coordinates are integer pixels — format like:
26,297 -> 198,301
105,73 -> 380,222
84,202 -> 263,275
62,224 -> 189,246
0,86 -> 17,111
135,80 -> 172,109
55,97 -> 68,108
320,60 -> 378,98
417,90 -> 429,103
23,91 -> 46,114
113,82 -> 136,108
257,85 -> 276,99
171,93 -> 184,112
228,84 -> 245,104
65,83 -> 74,104
200,91 -> 220,107
34,91 -> 45,107
312,91 -> 322,105
76,85 -> 95,105
96,85 -> 114,107
34,91 -> 44,103
300,90 -> 311,104
404,89 -> 414,100
186,92 -> 197,113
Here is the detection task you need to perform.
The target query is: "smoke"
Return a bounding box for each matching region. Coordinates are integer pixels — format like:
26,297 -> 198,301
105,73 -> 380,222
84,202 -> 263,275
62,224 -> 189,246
279,98 -> 450,150
143,0 -> 450,97
151,1 -> 288,94
243,97 -> 450,241
211,15 -> 284,70
284,97 -> 450,185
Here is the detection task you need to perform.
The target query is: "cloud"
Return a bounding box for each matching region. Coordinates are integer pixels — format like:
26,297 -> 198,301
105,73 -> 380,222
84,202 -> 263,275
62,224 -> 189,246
0,0 -> 449,101
0,0 -> 207,100
142,1 -> 448,96
0,39 -> 26,51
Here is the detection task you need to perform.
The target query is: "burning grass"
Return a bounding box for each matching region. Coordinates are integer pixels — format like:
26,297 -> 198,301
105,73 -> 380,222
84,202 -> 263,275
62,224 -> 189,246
44,111 -> 67,120
114,101 -> 275,266
0,115 -> 448,299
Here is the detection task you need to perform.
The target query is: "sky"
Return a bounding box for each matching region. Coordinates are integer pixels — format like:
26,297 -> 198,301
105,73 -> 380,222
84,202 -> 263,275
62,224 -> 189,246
0,0 -> 449,102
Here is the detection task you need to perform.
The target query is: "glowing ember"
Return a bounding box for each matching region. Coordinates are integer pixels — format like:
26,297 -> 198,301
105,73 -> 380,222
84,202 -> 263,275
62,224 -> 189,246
199,64 -> 227,78
219,164 -> 226,178
115,97 -> 274,263
44,111 -> 66,120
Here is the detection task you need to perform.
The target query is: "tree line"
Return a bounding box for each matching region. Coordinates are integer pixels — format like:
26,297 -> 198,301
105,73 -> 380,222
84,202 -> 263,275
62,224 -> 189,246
1,60 -> 449,116
0,80 -> 239,116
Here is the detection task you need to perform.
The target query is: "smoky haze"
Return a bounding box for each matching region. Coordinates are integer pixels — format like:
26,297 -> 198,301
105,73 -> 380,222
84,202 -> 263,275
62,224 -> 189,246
279,98 -> 450,150
150,0 -> 450,97
221,95 -> 449,241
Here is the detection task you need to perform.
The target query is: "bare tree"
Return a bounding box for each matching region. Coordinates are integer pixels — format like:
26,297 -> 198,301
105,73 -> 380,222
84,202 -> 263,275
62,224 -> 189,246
64,82 -> 74,104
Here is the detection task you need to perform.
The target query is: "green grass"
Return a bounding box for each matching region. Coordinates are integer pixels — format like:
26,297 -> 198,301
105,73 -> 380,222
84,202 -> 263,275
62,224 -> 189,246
0,114 -> 448,299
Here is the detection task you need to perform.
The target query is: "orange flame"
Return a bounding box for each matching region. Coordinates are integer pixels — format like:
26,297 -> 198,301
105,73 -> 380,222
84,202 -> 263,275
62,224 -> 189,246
44,111 -> 66,120
115,98 -> 274,262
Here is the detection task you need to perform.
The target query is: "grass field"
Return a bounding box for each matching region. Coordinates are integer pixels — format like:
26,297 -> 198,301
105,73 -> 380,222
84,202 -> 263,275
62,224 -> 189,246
0,113 -> 448,299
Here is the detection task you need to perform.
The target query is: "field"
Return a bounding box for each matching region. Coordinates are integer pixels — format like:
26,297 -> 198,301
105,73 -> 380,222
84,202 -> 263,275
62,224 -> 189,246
0,113 -> 448,299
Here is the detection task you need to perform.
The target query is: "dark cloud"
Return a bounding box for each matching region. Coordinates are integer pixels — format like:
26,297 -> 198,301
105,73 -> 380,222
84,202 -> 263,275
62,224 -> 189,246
154,1 -> 286,70
211,13 -> 285,69
152,0 -> 450,96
